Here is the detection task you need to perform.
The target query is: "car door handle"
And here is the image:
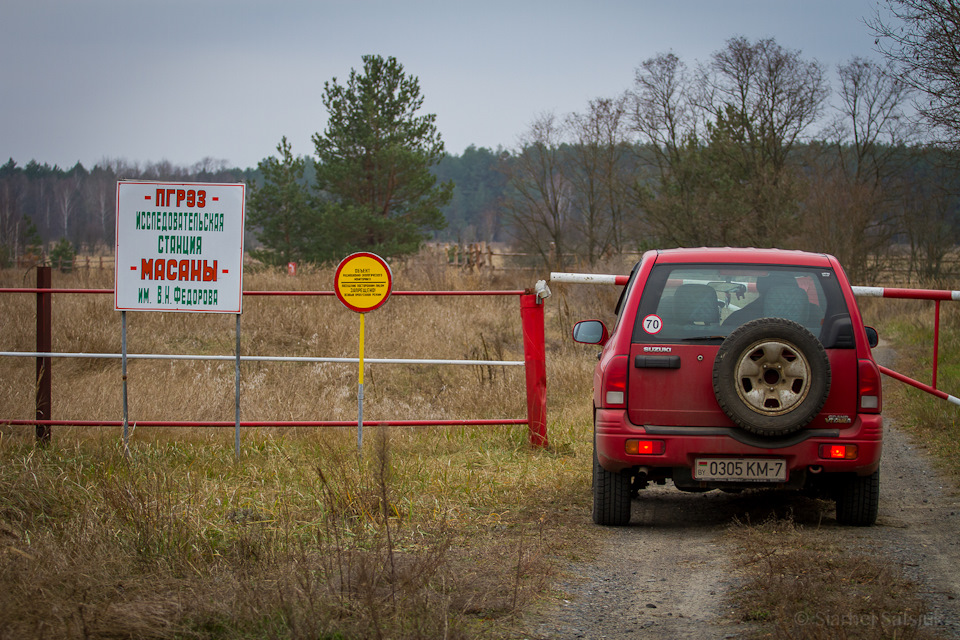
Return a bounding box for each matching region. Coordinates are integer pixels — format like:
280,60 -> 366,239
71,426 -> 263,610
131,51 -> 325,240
634,355 -> 681,369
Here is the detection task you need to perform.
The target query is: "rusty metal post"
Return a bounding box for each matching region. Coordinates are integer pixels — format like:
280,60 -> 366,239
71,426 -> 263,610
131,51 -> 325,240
35,266 -> 52,443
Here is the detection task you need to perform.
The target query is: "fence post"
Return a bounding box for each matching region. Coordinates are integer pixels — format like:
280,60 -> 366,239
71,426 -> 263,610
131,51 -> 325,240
36,266 -> 52,443
520,292 -> 548,448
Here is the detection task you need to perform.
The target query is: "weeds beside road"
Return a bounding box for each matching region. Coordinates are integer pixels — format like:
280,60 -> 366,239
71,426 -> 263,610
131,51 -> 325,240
0,427 -> 593,639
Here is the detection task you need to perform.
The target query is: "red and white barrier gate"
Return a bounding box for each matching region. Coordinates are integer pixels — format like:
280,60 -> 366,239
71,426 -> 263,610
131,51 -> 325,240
851,286 -> 960,405
0,268 -> 552,448
551,272 -> 960,407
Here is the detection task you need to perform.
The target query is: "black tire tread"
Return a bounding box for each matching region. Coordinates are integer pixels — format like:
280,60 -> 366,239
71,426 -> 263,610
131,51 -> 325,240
592,443 -> 631,526
835,469 -> 880,526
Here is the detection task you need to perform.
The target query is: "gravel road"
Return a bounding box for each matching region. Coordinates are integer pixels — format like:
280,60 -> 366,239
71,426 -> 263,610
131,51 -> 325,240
524,346 -> 960,639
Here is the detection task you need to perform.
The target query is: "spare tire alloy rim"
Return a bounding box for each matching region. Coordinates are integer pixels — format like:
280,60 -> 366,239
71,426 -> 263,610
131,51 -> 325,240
734,339 -> 812,416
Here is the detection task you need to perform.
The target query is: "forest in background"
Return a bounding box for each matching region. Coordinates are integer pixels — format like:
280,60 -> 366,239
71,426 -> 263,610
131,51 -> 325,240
1,137 -> 957,287
3,148 -> 957,286
3,33 -> 960,286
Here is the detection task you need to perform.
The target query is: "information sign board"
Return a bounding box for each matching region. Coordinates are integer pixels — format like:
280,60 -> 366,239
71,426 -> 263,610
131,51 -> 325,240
334,252 -> 393,313
114,181 -> 245,313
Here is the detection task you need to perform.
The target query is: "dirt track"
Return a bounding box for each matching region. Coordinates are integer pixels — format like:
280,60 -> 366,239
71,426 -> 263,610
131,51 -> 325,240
525,346 -> 960,639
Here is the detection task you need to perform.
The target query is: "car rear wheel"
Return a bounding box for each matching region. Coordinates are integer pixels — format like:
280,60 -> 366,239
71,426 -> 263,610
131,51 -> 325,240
713,318 -> 831,437
592,435 -> 632,526
835,469 -> 880,526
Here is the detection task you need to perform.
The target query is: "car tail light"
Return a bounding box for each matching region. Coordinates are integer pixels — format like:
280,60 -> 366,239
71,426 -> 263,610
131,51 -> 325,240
626,439 -> 665,455
603,355 -> 628,407
858,359 -> 882,413
820,444 -> 859,460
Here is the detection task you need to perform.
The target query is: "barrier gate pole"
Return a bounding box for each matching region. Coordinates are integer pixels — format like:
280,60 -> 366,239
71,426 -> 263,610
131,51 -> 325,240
933,299 -> 941,389
521,292 -> 548,448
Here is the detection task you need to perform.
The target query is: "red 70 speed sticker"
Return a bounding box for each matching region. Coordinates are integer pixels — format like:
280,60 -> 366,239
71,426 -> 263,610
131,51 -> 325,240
642,314 -> 663,334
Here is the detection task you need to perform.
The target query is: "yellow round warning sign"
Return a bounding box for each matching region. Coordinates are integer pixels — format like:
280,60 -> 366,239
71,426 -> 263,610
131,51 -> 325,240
334,252 -> 393,313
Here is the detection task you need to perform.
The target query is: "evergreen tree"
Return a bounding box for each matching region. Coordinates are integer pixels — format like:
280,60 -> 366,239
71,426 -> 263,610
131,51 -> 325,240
313,55 -> 452,257
247,137 -> 325,266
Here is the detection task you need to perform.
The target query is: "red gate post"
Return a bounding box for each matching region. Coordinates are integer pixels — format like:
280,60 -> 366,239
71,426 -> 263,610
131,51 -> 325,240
36,266 -> 52,443
933,299 -> 941,389
521,291 -> 548,447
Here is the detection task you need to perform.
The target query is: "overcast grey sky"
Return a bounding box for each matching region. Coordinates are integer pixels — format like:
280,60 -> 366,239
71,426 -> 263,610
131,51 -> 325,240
2,0 -> 886,170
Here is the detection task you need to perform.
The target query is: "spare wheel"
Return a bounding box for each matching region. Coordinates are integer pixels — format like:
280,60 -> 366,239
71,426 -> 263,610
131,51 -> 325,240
712,317 -> 830,437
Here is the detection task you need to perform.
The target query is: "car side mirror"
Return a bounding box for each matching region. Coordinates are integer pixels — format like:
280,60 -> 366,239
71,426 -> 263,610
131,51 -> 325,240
865,326 -> 879,349
572,320 -> 609,346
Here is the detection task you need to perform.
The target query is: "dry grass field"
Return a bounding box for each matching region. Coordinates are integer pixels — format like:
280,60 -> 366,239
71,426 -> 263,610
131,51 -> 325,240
1,257 -> 957,639
0,258 -> 630,639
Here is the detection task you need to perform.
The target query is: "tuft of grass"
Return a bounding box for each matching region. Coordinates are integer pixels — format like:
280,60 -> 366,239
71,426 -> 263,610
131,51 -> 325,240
728,516 -> 938,640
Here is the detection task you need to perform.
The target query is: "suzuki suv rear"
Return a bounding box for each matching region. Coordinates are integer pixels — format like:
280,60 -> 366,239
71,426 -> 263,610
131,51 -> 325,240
572,248 -> 882,526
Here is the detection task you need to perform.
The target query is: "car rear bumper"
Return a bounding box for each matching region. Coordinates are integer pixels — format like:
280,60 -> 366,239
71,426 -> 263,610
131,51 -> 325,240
595,407 -> 882,477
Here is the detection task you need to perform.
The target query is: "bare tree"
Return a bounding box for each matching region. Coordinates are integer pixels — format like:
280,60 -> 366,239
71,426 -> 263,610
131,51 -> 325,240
799,57 -> 916,281
503,113 -> 573,270
632,40 -> 828,248
631,52 -> 712,247
0,161 -> 27,261
191,157 -> 232,179
53,172 -> 82,239
699,37 -> 829,246
565,95 -> 635,262
702,38 -> 829,166
832,57 -> 916,182
85,166 -> 116,245
870,0 -> 960,146
897,153 -> 960,285
800,157 -> 894,283
34,174 -> 54,237
632,52 -> 697,174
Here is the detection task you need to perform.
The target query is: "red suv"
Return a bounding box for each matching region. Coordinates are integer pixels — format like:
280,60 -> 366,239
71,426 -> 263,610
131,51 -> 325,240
573,248 -> 882,526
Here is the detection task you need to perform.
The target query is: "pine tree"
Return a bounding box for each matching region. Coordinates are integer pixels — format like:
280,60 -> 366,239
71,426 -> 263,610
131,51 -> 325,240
313,55 -> 452,257
247,137 -> 325,266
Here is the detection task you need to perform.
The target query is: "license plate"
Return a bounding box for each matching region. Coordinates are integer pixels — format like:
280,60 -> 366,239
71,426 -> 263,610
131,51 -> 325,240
694,458 -> 787,482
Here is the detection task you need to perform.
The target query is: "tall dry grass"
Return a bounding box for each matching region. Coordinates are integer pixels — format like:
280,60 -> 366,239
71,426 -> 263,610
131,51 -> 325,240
2,255 -> 956,637
0,258 -> 622,638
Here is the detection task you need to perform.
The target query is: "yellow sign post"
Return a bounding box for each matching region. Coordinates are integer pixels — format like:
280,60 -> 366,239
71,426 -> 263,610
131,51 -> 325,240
334,253 -> 393,451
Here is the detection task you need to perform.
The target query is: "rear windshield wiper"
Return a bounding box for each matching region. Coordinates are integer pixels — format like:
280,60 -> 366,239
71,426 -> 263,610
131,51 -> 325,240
681,335 -> 727,341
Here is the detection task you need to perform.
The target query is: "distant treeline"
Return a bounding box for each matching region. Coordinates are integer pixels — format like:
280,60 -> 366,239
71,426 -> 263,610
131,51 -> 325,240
0,157 -> 255,262
2,141 -> 959,283
0,150 -> 511,259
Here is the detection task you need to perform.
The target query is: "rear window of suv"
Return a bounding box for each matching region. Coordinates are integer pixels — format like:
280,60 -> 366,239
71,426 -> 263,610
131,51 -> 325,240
631,264 -> 852,346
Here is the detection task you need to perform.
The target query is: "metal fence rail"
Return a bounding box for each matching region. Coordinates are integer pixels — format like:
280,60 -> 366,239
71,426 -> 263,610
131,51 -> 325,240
0,351 -> 523,366
1,268 -> 550,451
